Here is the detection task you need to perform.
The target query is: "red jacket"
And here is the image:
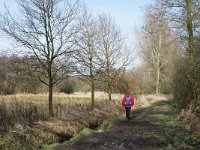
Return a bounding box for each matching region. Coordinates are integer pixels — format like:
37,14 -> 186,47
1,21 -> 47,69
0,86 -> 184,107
121,94 -> 134,108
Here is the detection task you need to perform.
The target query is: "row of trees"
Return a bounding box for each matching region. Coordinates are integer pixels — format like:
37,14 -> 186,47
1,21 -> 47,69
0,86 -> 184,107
137,8 -> 179,94
137,0 -> 200,109
0,0 -> 131,116
0,55 -> 90,94
3,0 -> 199,116
0,56 -> 42,94
74,9 -> 130,107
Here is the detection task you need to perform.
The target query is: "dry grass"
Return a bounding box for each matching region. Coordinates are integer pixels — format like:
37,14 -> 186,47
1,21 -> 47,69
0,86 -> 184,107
136,94 -> 173,108
0,93 -> 179,149
0,91 -> 123,104
0,92 -> 123,149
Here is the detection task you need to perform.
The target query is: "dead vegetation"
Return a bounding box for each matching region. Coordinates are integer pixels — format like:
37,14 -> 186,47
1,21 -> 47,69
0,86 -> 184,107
0,94 -> 123,149
178,104 -> 200,132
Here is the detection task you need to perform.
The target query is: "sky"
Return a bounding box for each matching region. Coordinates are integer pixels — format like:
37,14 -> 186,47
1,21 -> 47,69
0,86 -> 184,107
82,0 -> 152,33
0,0 -> 152,50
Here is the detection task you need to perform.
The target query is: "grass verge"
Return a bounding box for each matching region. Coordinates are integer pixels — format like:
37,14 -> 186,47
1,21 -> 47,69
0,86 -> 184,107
42,128 -> 93,150
42,114 -> 125,150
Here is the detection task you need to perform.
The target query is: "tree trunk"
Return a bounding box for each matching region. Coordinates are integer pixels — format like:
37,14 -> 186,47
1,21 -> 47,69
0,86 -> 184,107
48,82 -> 54,117
156,65 -> 160,95
155,34 -> 161,95
186,0 -> 195,56
91,75 -> 95,108
108,84 -> 112,101
48,61 -> 54,117
186,0 -> 199,100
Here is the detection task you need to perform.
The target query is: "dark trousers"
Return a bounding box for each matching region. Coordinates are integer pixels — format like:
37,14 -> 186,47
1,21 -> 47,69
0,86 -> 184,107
125,107 -> 131,119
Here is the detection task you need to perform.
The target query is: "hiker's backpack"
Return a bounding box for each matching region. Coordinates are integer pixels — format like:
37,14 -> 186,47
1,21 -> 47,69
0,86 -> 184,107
125,95 -> 131,106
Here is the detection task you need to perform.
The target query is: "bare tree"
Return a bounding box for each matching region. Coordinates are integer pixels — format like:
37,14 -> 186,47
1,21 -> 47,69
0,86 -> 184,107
73,8 -> 99,108
0,0 -> 80,117
185,0 -> 199,100
138,8 -> 178,95
154,0 -> 200,102
96,14 -> 130,101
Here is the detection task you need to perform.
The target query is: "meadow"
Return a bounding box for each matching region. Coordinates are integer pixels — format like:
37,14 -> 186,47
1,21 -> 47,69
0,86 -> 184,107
0,92 -> 123,149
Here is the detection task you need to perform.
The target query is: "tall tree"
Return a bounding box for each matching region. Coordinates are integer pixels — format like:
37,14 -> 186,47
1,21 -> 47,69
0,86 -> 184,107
73,8 -> 99,108
138,8 -> 178,94
0,0 -> 80,117
96,14 -> 130,101
154,0 -> 200,104
185,0 -> 199,100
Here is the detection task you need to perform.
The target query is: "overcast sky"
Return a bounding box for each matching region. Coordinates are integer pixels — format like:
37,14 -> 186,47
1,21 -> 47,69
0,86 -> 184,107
0,0 -> 152,50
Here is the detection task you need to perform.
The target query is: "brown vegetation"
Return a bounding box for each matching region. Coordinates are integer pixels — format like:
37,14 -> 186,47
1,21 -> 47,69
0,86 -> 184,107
0,94 -> 123,149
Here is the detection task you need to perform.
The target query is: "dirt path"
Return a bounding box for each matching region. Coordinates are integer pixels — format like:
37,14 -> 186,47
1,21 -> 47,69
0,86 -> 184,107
54,99 -> 200,150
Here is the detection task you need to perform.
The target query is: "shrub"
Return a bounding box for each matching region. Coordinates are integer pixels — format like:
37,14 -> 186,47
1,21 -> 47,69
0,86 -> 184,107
0,82 -> 15,95
173,56 -> 195,109
178,104 -> 199,131
60,81 -> 74,94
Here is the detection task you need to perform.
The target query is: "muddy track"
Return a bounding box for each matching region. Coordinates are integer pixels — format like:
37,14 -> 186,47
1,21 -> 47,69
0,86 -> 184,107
55,100 -> 200,150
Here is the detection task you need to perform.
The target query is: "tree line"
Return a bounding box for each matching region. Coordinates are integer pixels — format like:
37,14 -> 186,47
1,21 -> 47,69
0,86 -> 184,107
0,0 -> 130,117
1,0 -> 199,117
136,0 -> 200,110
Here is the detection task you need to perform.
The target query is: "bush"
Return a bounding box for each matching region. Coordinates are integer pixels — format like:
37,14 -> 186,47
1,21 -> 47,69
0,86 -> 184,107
178,104 -> 199,131
173,56 -> 195,109
0,82 -> 15,95
16,80 -> 41,94
60,81 -> 74,94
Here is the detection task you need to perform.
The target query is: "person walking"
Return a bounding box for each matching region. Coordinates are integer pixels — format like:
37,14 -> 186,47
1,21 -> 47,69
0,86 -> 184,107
121,91 -> 135,120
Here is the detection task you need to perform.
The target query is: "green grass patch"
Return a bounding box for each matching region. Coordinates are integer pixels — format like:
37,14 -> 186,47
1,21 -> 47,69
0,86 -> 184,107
64,128 -> 93,145
42,128 -> 93,150
142,101 -> 200,149
146,114 -> 180,127
0,127 -> 9,133
107,115 -> 124,128
144,100 -> 180,127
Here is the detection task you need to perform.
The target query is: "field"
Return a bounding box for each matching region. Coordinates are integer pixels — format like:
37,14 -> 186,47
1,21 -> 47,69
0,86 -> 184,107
0,92 -> 124,149
1,93 -> 200,150
0,91 -> 122,103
